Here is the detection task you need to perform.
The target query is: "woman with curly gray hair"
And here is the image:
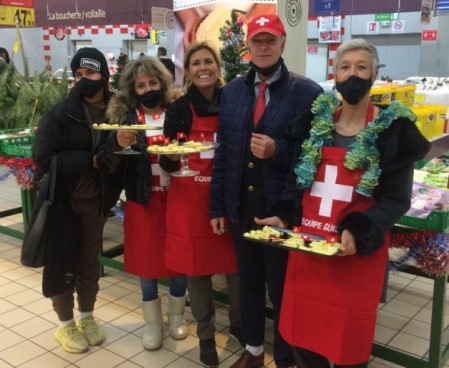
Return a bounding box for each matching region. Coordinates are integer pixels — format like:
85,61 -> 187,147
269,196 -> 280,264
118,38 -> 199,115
105,56 -> 187,351
116,56 -> 176,111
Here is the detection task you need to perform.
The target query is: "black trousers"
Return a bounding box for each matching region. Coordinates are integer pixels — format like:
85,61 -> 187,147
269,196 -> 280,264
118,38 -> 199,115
232,235 -> 294,367
293,347 -> 369,368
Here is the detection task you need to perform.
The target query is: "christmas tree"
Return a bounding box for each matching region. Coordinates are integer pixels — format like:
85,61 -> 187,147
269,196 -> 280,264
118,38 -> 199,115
219,10 -> 249,82
111,52 -> 129,90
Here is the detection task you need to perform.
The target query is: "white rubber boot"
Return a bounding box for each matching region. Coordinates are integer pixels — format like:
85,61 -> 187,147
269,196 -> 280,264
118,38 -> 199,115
168,294 -> 188,340
142,298 -> 163,350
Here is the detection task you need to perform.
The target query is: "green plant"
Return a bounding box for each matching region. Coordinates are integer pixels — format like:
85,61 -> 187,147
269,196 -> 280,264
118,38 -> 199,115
0,64 -> 68,129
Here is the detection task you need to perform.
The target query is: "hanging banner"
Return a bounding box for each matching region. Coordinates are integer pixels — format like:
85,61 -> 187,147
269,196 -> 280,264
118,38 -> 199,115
318,15 -> 341,43
420,0 -> 433,23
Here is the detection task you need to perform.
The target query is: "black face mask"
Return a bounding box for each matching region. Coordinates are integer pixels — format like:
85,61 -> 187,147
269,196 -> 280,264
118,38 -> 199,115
249,57 -> 283,77
75,77 -> 104,98
137,90 -> 163,108
335,75 -> 373,105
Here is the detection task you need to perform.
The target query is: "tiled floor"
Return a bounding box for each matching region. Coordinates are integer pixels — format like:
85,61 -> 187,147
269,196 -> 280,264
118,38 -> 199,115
1,177 -> 449,367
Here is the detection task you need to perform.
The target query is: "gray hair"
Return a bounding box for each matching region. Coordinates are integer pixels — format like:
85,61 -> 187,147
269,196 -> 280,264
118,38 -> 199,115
333,38 -> 380,75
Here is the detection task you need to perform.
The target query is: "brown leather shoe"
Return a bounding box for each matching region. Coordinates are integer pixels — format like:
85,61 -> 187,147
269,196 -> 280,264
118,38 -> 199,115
230,350 -> 264,368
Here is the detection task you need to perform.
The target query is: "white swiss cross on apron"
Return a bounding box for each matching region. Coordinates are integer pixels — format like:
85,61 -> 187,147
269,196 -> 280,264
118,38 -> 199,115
151,163 -> 171,187
310,165 -> 353,217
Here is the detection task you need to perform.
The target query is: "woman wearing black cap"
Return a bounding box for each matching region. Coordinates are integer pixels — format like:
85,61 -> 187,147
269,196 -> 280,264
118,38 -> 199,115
32,47 -> 122,354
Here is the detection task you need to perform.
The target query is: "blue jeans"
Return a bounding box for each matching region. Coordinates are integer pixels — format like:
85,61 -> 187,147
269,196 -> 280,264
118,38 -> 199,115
140,276 -> 187,301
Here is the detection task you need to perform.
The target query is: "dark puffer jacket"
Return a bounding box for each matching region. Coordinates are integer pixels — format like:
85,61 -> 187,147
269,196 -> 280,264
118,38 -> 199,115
103,93 -> 153,205
209,62 -> 323,224
33,88 -> 123,215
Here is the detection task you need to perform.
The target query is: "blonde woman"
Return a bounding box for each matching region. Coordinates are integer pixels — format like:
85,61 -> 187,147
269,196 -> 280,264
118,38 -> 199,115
160,42 -> 243,368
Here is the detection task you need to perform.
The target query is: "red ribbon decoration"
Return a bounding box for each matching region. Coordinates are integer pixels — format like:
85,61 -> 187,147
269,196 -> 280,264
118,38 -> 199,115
0,156 -> 35,169
0,156 -> 36,190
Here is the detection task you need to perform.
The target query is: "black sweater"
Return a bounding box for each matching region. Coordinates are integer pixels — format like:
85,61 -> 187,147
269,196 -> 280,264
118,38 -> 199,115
159,85 -> 221,173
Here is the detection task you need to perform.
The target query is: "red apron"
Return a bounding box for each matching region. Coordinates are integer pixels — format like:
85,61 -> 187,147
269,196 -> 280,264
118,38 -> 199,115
124,111 -> 178,278
165,106 -> 237,276
280,110 -> 389,365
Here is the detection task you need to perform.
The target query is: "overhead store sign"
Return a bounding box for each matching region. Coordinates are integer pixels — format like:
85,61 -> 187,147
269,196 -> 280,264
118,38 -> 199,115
33,0 -> 170,27
0,0 -> 33,7
375,13 -> 392,21
435,0 -> 449,11
315,0 -> 340,13
374,13 -> 399,21
0,5 -> 35,26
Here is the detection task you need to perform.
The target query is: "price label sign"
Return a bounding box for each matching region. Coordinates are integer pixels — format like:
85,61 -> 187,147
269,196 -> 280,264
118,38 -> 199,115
0,6 -> 35,26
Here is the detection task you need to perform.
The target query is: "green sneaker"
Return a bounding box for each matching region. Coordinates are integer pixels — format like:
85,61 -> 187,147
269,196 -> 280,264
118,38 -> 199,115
54,321 -> 89,353
78,316 -> 106,346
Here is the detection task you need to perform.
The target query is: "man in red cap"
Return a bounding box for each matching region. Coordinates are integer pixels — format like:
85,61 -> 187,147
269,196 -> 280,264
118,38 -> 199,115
210,14 -> 322,368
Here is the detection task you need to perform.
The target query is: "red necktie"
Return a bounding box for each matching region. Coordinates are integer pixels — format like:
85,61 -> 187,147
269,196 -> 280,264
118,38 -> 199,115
253,81 -> 266,126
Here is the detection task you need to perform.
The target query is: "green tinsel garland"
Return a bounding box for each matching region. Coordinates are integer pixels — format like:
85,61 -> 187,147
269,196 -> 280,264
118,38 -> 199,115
294,92 -> 416,196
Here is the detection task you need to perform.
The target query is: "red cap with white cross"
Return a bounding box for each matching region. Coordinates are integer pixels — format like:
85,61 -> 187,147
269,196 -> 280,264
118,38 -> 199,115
247,14 -> 286,41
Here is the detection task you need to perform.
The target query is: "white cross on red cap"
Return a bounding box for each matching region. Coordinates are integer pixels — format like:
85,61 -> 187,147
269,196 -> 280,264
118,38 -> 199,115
256,16 -> 270,26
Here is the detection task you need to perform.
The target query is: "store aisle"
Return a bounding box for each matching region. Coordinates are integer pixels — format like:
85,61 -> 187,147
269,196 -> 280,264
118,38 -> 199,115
0,178 -> 449,367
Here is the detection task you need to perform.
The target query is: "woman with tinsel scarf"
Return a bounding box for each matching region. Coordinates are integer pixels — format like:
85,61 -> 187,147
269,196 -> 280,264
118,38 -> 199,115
256,38 -> 430,368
